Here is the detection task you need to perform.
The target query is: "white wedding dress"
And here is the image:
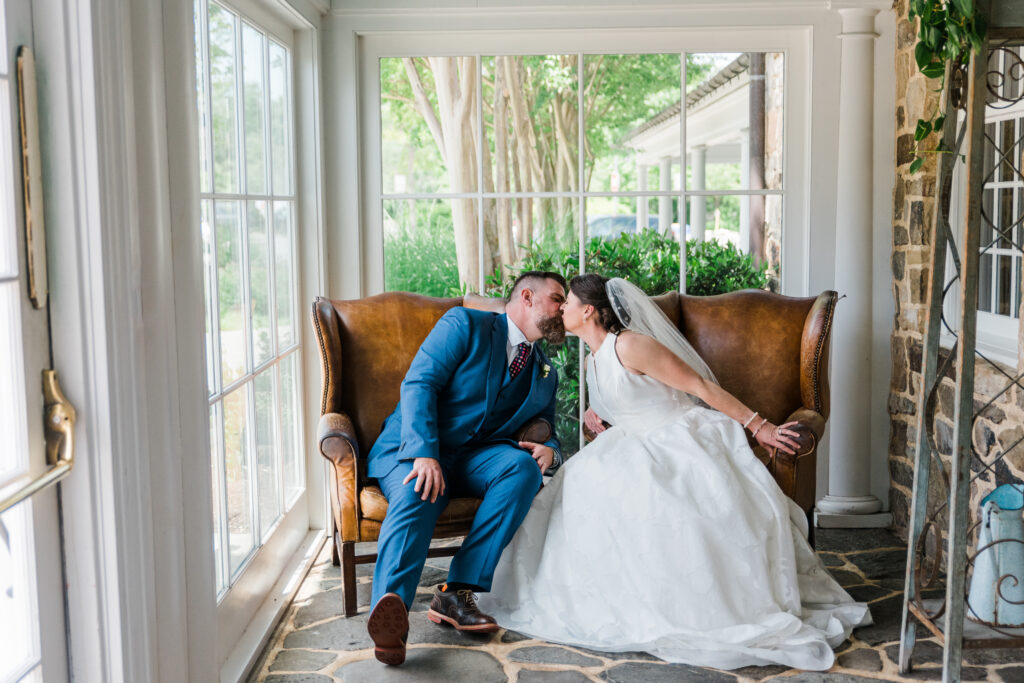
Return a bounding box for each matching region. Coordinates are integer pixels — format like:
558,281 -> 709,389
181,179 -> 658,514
479,332 -> 872,671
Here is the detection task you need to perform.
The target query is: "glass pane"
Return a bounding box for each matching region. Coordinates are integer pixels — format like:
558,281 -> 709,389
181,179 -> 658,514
997,187 -> 1014,249
201,200 -> 217,395
476,197 -> 575,293
997,254 -> 1013,316
0,282 -> 28,490
208,2 -> 240,194
269,41 -> 290,196
280,352 -> 303,507
210,402 -> 225,594
543,335 -> 579,459
194,2 -> 211,194
380,56 -> 480,194
383,198 -> 460,295
247,200 -> 272,366
216,200 -> 246,386
686,52 -> 783,192
586,196 -> 680,294
254,369 -> 280,538
999,119 -> 1016,183
223,386 -> 254,576
0,81 -> 16,279
584,54 -> 679,193
981,186 -> 994,249
979,251 -> 993,312
983,121 -> 996,186
242,23 -> 266,194
273,201 -> 295,349
484,55 -> 579,194
693,194 -> 773,294
0,504 -> 41,681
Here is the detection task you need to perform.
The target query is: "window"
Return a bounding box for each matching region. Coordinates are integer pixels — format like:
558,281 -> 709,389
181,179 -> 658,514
374,46 -> 788,453
195,0 -> 302,596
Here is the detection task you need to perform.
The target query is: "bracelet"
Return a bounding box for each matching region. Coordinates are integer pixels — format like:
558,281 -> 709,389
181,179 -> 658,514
742,411 -> 760,430
751,417 -> 769,438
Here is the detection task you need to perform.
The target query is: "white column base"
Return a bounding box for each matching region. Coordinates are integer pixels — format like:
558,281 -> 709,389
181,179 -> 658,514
815,510 -> 893,529
816,494 -> 883,515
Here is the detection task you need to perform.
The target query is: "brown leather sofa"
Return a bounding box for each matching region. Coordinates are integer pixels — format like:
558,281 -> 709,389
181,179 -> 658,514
313,288 -> 837,616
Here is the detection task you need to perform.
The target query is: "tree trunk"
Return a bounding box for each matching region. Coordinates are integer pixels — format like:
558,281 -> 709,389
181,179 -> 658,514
492,59 -> 517,274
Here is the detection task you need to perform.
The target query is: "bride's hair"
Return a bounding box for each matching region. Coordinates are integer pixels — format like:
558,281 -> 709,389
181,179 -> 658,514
569,274 -> 625,333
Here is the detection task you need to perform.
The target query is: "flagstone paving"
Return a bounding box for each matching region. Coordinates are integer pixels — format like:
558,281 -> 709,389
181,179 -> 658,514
248,529 -> 1024,682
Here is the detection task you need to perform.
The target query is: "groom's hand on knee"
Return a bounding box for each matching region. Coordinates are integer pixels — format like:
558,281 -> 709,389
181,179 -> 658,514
403,458 -> 446,503
518,441 -> 554,475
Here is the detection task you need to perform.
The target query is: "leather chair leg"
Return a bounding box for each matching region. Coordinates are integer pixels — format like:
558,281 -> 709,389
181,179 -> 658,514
331,528 -> 341,567
341,541 -> 358,617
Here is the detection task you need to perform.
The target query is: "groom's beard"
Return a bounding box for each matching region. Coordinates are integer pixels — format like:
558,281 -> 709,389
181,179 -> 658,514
538,314 -> 566,345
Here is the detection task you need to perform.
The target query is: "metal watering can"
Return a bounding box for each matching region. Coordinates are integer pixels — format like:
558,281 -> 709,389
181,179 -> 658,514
967,483 -> 1024,627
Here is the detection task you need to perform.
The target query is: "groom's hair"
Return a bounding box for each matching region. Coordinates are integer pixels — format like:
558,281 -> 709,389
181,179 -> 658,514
508,271 -> 567,301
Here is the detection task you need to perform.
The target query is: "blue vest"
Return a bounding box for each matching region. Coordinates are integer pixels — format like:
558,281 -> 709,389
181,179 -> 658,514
477,354 -> 534,439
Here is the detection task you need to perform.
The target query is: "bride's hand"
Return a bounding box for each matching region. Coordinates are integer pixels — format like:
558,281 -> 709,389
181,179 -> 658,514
755,420 -> 802,455
584,408 -> 606,434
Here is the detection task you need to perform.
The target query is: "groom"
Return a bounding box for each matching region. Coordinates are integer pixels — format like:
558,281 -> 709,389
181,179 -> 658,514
365,271 -> 567,665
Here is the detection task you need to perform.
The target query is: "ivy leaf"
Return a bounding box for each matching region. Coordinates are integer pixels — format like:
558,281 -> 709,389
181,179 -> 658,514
934,115 -> 945,131
951,0 -> 973,16
915,119 -> 933,141
909,157 -> 925,174
915,42 -> 934,70
921,62 -> 945,79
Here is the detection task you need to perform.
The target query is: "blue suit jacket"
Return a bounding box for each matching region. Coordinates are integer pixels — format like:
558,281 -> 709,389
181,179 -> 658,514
367,308 -> 560,479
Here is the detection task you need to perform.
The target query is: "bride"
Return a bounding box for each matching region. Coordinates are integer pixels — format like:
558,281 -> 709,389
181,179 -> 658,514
479,274 -> 871,671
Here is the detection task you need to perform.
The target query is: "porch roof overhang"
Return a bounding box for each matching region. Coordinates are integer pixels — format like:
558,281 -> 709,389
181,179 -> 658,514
621,53 -> 750,167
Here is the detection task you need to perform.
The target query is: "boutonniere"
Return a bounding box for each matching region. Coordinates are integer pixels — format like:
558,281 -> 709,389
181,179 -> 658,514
540,363 -> 551,379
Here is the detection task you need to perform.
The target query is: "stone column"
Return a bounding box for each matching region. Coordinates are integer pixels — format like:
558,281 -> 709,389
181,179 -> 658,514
739,128 -> 751,253
816,8 -> 888,526
689,145 -> 707,242
637,156 -> 648,231
658,156 -> 672,235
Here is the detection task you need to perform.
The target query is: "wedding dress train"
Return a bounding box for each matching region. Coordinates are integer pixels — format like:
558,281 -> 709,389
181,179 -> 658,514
480,333 -> 871,671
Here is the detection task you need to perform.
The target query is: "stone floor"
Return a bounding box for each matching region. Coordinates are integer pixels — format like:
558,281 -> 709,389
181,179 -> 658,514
248,529 -> 1024,682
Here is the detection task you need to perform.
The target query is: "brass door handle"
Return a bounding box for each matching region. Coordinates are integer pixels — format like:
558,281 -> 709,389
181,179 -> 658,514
0,370 -> 76,514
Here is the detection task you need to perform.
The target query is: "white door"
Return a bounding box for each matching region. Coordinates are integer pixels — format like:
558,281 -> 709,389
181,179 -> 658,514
0,0 -> 71,681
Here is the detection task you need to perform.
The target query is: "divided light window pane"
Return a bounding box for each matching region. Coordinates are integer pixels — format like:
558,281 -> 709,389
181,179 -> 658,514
242,23 -> 267,195
269,42 -> 290,196
208,2 -> 239,194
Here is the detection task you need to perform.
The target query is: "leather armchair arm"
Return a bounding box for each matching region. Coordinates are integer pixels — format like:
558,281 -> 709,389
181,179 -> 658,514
775,407 -> 825,460
318,412 -> 360,541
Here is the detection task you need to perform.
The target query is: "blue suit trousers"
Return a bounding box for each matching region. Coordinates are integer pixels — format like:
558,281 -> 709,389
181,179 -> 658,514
371,443 -> 542,608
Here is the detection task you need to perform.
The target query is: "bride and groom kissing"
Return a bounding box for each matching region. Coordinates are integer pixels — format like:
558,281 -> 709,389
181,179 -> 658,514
364,270 -> 871,671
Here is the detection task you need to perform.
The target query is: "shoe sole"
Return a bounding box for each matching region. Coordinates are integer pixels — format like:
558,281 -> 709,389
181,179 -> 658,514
368,593 -> 408,665
426,608 -> 500,633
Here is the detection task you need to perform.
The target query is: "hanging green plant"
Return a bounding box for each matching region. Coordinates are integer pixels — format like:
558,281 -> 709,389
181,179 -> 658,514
907,0 -> 987,174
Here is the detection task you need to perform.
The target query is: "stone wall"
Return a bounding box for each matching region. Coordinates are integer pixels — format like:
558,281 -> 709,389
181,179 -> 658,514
888,0 -> 1024,545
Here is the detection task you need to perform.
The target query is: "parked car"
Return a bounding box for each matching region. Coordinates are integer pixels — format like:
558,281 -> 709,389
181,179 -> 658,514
587,214 -> 690,241
587,214 -> 658,239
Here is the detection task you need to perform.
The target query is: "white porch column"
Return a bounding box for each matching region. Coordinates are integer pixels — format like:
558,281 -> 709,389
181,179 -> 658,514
739,129 -> 751,253
816,8 -> 888,525
689,145 -> 707,242
658,156 -> 672,235
637,157 -> 649,231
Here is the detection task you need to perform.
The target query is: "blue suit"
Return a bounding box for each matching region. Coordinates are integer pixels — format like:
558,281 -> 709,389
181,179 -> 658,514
367,308 -> 560,607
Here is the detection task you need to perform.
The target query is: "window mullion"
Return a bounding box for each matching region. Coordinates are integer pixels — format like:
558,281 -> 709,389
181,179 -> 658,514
680,51 -> 688,295
476,54 -> 484,294
577,51 -> 585,454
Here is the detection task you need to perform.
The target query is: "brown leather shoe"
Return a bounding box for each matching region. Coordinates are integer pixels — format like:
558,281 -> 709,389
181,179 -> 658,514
367,593 -> 408,665
427,586 -> 499,633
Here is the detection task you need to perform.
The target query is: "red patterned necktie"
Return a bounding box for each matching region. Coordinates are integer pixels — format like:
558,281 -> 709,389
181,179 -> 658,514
509,341 -> 531,378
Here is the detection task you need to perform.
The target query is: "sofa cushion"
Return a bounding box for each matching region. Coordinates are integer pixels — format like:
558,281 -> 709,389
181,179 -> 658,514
359,485 -> 483,525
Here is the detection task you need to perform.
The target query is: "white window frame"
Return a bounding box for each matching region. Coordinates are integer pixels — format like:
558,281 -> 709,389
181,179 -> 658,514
942,83 -> 1024,369
192,0 -> 328,678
